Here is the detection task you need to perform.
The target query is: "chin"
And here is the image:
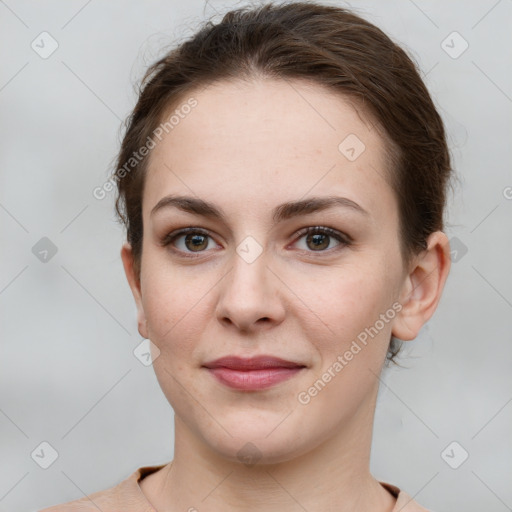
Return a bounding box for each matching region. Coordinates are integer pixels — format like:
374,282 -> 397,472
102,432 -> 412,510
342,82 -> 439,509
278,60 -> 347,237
201,423 -> 310,466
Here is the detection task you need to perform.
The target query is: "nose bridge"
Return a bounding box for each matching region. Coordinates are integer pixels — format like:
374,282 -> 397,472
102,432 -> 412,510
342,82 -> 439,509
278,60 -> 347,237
216,236 -> 284,328
227,238 -> 271,301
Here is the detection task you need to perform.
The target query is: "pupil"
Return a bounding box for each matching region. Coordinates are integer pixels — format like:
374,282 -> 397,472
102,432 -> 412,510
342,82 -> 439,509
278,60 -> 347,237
187,234 -> 207,251
309,233 -> 328,250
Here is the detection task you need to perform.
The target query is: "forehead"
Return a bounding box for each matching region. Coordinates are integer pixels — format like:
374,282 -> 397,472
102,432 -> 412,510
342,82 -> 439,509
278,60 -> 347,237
143,78 -> 397,226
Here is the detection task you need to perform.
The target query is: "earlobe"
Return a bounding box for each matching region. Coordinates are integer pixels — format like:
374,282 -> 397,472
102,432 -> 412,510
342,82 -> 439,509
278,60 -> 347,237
120,242 -> 148,339
391,231 -> 451,342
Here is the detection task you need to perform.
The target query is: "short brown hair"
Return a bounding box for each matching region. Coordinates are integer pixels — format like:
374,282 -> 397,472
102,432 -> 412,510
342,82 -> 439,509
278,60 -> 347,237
112,1 -> 455,364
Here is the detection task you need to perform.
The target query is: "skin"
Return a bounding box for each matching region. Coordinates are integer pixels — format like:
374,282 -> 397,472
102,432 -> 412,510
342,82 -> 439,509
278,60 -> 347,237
121,77 -> 451,512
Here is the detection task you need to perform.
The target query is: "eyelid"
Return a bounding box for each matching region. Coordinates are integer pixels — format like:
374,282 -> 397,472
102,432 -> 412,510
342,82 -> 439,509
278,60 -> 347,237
292,225 -> 352,244
159,227 -> 213,248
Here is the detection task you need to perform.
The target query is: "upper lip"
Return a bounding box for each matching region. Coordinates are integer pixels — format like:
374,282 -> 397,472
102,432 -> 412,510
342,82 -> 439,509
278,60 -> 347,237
202,355 -> 306,370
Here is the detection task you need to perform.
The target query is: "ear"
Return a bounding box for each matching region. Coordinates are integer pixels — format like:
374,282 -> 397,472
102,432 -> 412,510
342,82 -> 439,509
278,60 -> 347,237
392,231 -> 451,341
120,242 -> 148,339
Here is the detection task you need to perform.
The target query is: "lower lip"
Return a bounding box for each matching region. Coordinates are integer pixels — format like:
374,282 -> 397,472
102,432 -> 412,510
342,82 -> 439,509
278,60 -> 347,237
205,367 -> 304,390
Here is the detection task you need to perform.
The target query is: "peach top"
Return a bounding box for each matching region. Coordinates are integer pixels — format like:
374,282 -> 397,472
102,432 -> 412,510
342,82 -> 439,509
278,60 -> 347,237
39,464 -> 433,511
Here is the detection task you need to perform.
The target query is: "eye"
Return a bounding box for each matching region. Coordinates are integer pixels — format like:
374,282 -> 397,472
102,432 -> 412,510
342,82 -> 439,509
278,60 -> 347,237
161,225 -> 351,258
292,226 -> 351,254
161,228 -> 218,257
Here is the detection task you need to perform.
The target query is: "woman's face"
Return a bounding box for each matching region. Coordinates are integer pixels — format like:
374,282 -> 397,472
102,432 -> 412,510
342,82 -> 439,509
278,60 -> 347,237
123,78 -> 416,464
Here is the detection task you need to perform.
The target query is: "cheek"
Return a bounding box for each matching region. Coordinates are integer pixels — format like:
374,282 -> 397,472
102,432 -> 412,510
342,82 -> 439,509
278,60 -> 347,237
140,259 -> 204,352
291,261 -> 391,341
141,267 -> 209,408
292,267 -> 394,419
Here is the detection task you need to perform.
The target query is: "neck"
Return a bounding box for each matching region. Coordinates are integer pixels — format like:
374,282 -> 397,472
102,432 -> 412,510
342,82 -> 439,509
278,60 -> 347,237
142,387 -> 396,512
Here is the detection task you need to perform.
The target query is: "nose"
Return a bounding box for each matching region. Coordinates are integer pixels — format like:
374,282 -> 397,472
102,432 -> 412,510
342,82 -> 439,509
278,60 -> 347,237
215,248 -> 286,333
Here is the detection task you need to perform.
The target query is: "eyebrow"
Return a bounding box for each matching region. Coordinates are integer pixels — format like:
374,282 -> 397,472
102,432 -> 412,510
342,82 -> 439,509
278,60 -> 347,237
150,194 -> 369,223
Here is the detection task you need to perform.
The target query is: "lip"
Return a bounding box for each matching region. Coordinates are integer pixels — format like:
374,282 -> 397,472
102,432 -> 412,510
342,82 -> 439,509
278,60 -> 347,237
202,355 -> 306,391
203,355 -> 305,370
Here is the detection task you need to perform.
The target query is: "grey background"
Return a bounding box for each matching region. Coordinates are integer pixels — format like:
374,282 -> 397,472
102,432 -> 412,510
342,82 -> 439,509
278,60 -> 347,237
1,0 -> 511,510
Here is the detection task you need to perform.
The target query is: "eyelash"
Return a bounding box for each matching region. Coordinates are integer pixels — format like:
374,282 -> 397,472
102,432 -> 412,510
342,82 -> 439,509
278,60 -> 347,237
160,226 -> 352,258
